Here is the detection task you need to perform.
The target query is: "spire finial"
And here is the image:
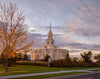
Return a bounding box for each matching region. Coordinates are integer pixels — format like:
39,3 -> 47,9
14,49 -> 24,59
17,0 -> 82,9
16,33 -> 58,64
50,21 -> 51,31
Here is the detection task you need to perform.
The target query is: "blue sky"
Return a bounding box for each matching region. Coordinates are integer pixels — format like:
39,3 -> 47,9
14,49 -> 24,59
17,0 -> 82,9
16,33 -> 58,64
1,0 -> 100,55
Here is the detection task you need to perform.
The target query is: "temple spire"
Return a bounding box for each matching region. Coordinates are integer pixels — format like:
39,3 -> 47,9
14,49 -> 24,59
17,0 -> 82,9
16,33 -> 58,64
46,22 -> 54,45
48,22 -> 52,38
50,21 -> 51,31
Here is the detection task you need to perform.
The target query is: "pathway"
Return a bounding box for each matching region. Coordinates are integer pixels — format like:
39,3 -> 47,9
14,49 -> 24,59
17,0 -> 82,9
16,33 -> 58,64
47,71 -> 100,79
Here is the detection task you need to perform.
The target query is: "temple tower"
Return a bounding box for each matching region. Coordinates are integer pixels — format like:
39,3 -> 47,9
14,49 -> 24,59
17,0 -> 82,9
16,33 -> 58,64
46,23 -> 54,46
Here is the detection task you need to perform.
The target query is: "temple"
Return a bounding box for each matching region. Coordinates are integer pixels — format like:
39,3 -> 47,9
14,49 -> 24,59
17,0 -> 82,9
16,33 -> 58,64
31,23 -> 69,60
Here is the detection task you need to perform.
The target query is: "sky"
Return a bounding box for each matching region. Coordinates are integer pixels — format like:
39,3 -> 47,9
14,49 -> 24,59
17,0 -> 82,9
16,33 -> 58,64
1,0 -> 100,56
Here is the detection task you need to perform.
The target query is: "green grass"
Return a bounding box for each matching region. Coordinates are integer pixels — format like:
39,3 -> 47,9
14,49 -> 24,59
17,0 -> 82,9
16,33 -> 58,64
9,72 -> 86,79
0,65 -> 99,76
92,69 -> 100,72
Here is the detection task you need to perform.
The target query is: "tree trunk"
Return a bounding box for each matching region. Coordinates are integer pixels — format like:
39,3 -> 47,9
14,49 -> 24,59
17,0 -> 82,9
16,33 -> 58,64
5,54 -> 8,72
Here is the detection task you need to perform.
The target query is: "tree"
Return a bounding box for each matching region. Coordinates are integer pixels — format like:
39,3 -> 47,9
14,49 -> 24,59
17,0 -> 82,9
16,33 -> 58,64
15,53 -> 22,61
72,57 -> 78,63
0,2 -> 33,72
0,53 -> 5,66
94,54 -> 100,62
24,53 -> 28,60
44,54 -> 50,61
65,53 -> 71,63
80,51 -> 92,63
17,52 -> 22,60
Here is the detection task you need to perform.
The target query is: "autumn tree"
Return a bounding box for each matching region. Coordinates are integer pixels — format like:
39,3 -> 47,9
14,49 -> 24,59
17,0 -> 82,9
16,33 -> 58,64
15,52 -> 22,61
0,2 -> 33,72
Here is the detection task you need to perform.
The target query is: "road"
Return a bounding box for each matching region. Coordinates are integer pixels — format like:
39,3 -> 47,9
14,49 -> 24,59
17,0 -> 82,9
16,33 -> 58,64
47,71 -> 100,79
72,72 -> 100,79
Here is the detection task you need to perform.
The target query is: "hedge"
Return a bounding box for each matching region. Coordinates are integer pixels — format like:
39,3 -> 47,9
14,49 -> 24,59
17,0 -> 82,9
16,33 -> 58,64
16,61 -> 48,66
50,60 -> 99,67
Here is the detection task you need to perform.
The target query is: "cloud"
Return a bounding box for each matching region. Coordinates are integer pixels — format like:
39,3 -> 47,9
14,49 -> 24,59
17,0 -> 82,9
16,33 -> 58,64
27,32 -> 61,48
54,35 -> 100,52
1,0 -> 100,53
65,0 -> 100,37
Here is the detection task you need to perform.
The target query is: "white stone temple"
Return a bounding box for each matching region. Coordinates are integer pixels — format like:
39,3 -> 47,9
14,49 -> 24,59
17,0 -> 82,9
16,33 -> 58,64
31,23 -> 69,61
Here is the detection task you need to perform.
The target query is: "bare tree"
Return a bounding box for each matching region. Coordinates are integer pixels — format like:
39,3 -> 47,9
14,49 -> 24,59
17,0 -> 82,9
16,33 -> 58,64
0,2 -> 33,72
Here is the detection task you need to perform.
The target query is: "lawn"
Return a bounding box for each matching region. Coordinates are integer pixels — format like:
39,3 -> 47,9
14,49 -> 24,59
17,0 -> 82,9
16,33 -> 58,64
92,69 -> 100,72
0,65 -> 99,76
9,72 -> 86,79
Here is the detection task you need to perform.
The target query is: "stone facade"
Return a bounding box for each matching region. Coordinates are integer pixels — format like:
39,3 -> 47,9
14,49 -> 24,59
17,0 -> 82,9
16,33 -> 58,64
31,24 -> 69,61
